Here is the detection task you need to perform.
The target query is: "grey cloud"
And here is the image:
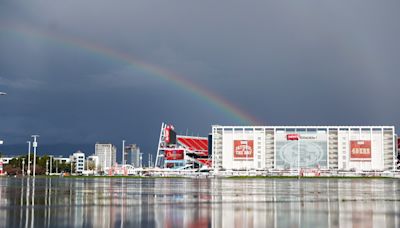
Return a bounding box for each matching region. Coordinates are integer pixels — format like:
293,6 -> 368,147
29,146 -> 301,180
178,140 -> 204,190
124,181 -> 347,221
1,1 -> 400,159
0,77 -> 44,89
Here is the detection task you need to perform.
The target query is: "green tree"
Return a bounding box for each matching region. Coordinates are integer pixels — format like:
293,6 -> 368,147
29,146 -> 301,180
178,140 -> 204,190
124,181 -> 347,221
86,160 -> 95,171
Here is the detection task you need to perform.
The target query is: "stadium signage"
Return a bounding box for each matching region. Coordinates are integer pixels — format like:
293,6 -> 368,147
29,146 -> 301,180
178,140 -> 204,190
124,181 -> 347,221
350,140 -> 371,161
233,140 -> 254,160
287,134 -> 300,140
164,125 -> 175,144
165,149 -> 184,160
300,135 -> 317,140
286,134 -> 317,140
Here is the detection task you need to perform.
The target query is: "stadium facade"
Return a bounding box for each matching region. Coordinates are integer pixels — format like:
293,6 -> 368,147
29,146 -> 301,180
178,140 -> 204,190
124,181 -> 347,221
211,126 -> 397,172
155,123 -> 211,169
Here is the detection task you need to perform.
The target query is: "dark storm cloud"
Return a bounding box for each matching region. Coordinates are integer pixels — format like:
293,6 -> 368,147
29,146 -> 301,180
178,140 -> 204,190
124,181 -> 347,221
1,1 -> 400,158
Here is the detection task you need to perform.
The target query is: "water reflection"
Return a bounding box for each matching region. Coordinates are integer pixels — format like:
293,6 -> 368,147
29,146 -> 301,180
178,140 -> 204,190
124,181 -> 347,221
0,177 -> 399,227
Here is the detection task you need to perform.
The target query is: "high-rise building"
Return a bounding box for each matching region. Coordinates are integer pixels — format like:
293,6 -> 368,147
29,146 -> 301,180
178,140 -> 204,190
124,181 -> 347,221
125,144 -> 141,168
95,143 -> 117,171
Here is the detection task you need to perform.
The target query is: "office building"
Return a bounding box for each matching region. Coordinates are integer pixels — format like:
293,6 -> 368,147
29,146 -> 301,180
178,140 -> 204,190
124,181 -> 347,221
95,143 -> 117,171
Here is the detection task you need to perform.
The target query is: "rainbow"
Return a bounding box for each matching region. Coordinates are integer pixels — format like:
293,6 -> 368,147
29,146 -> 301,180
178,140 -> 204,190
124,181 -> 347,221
0,23 -> 261,125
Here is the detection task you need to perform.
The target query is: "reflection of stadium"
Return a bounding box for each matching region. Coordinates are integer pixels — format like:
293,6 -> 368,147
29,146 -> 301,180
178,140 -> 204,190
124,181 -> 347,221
212,126 -> 397,172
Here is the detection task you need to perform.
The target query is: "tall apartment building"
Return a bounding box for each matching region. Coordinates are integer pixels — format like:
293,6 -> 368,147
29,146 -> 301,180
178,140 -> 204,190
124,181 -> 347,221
95,143 -> 117,171
125,144 -> 141,168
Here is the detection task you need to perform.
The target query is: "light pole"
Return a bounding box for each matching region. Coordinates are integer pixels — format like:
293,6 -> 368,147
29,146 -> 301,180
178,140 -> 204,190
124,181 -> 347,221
298,138 -> 301,177
27,141 -> 31,176
31,135 -> 39,177
22,158 -> 25,176
148,154 -> 153,168
122,140 -> 125,165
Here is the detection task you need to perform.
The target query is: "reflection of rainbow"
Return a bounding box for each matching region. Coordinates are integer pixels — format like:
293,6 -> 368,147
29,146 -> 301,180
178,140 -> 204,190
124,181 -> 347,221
0,24 -> 261,125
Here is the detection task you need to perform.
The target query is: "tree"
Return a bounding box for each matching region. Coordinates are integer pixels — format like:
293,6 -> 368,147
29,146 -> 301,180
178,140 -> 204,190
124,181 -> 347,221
86,160 -> 96,171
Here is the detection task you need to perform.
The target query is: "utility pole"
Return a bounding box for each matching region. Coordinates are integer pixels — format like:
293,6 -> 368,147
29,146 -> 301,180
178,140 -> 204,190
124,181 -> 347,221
31,135 -> 39,177
27,141 -> 31,176
122,140 -> 125,165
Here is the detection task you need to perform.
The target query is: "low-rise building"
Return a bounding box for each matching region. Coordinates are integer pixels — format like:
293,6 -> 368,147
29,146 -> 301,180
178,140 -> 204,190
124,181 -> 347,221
54,157 -> 71,164
0,157 -> 14,165
87,155 -> 99,172
71,151 -> 85,174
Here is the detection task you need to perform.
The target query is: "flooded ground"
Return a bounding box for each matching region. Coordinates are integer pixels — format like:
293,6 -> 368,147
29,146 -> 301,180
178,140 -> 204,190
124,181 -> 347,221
0,177 -> 399,227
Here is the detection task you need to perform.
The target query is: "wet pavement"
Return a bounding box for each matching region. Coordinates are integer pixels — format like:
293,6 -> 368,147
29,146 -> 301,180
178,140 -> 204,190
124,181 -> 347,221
0,177 -> 399,227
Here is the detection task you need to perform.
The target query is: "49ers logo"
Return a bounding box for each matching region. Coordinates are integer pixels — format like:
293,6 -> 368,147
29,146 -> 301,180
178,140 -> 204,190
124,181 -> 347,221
350,140 -> 371,161
233,140 -> 254,159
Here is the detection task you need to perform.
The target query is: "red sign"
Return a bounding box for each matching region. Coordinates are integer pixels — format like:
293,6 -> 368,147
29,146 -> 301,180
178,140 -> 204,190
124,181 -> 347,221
165,149 -> 184,160
287,134 -> 300,140
164,125 -> 172,144
233,140 -> 254,159
0,161 -> 3,174
350,140 -> 371,160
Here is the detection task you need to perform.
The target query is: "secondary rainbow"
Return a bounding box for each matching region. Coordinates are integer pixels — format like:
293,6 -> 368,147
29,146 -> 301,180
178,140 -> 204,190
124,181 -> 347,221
0,23 -> 261,125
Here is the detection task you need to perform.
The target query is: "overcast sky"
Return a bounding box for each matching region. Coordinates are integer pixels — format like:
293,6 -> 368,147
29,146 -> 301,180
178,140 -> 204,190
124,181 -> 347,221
1,1 -> 400,156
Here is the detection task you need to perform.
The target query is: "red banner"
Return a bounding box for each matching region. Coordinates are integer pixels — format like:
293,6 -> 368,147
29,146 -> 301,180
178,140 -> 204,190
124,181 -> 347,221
164,125 -> 171,144
165,149 -> 184,160
287,134 -> 300,140
233,140 -> 254,159
350,140 -> 371,160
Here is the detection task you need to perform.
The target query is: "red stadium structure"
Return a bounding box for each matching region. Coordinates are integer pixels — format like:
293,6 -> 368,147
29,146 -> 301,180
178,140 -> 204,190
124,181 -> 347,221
155,123 -> 211,170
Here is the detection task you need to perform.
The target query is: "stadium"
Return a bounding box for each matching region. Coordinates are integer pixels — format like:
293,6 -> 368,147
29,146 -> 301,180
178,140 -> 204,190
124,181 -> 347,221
155,123 -> 399,175
155,123 -> 211,170
212,126 -> 397,173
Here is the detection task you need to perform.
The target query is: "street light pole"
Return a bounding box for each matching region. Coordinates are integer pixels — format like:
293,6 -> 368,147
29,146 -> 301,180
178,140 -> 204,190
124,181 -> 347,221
31,135 -> 39,177
298,139 -> 301,178
22,158 -> 25,176
27,141 -> 31,176
122,140 -> 125,165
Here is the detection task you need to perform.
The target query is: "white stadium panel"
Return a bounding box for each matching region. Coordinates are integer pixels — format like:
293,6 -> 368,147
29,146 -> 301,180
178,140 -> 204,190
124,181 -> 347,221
212,126 -> 396,172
